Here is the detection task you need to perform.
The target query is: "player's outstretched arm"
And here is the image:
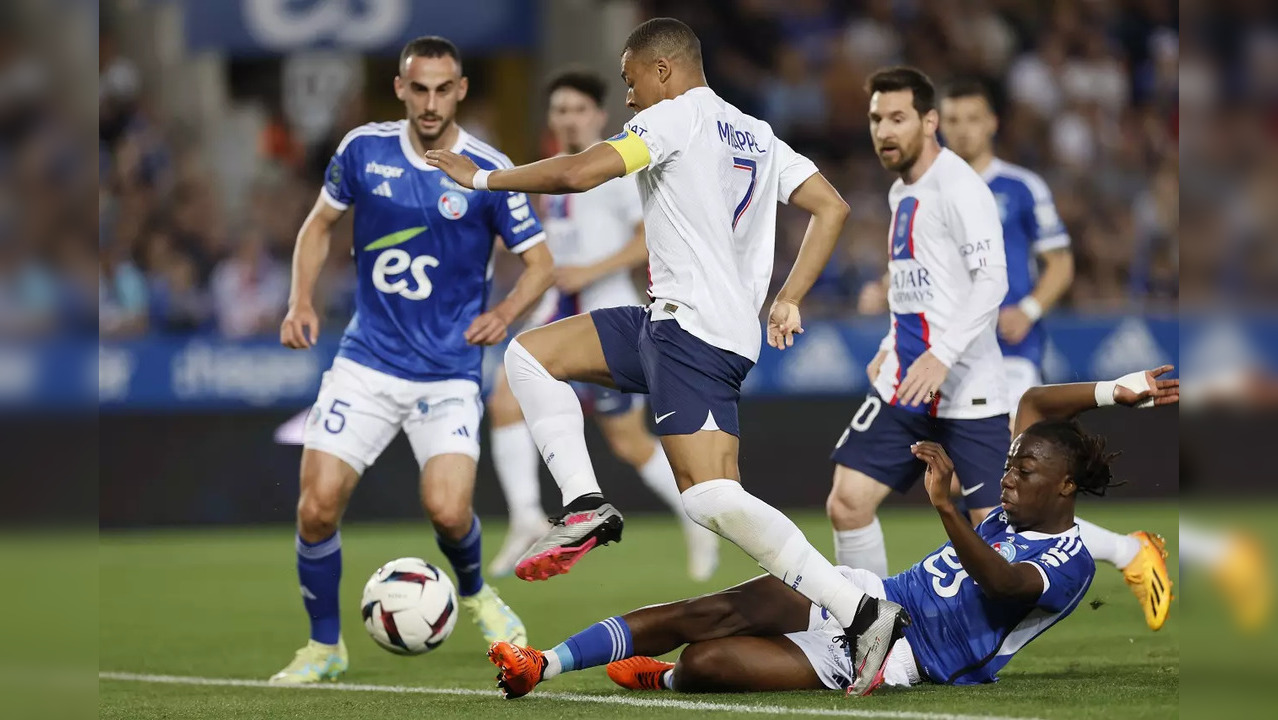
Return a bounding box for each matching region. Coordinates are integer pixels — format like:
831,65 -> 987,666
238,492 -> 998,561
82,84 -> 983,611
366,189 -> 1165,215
425,143 -> 627,195
913,441 -> 1045,602
1013,365 -> 1180,436
766,173 -> 850,349
281,195 -> 344,349
465,243 -> 555,346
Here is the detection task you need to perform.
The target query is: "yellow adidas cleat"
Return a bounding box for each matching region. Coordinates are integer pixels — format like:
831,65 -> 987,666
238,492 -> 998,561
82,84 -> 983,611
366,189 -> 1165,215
1122,532 -> 1173,631
460,584 -> 527,646
1213,534 -> 1271,632
268,638 -> 348,684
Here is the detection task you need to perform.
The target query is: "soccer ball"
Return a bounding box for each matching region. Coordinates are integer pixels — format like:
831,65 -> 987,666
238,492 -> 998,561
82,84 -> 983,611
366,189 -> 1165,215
361,557 -> 458,655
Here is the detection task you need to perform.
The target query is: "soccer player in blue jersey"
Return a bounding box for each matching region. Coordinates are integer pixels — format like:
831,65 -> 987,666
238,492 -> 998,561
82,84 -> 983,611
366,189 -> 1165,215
269,36 -> 553,684
483,368 -> 1177,698
938,79 -> 1172,632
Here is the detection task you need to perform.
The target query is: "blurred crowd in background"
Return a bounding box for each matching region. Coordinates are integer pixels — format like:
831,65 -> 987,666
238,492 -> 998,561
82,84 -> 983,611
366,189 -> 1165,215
30,1 -> 1273,340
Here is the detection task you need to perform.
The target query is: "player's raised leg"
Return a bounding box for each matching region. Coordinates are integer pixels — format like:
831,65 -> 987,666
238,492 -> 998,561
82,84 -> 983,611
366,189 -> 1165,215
594,398 -> 720,581
503,312 -> 627,580
485,368 -> 550,577
408,382 -> 525,645
488,572 -> 815,698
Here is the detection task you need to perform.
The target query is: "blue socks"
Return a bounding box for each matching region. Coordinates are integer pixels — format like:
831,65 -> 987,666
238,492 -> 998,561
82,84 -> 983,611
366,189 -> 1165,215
296,532 -> 342,645
548,616 -> 633,676
437,516 -> 484,597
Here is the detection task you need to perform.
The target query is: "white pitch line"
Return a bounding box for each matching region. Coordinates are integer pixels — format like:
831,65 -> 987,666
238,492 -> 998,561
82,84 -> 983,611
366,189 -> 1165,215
99,671 -> 1045,720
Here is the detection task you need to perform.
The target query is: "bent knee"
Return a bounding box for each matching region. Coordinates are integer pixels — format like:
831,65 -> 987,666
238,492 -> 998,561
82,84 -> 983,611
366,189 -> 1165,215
672,643 -> 731,692
826,473 -> 884,529
424,498 -> 473,536
297,490 -> 343,541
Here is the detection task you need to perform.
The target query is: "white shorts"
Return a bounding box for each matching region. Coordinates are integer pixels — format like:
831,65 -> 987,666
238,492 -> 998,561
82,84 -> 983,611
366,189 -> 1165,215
1003,357 -> 1043,422
302,358 -> 482,474
785,567 -> 922,691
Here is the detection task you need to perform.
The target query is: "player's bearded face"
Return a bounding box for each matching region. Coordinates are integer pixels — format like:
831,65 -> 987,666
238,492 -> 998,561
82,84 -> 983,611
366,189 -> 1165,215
1000,436 -> 1071,526
395,55 -> 468,142
869,91 -> 931,173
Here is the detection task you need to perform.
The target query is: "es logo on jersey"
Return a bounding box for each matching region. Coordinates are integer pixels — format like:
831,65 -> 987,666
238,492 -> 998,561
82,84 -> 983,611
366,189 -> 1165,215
437,190 -> 469,219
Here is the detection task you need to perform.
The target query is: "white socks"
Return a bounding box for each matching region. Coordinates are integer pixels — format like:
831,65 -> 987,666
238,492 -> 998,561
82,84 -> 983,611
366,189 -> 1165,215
1075,516 -> 1140,568
833,517 -> 889,577
490,422 -> 543,525
681,479 -> 865,628
505,340 -> 601,505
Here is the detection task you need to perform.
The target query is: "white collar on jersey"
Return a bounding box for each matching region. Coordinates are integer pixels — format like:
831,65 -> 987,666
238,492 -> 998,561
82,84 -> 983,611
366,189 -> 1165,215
1012,523 -> 1081,541
979,157 -> 1007,183
399,122 -> 470,171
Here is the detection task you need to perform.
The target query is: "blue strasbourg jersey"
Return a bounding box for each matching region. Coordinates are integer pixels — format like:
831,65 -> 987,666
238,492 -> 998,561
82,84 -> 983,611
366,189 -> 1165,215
982,159 -> 1070,367
321,121 -> 545,384
883,510 -> 1094,685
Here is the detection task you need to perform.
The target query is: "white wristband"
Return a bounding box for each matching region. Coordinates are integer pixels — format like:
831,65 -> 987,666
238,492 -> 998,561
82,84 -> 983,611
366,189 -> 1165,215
1094,380 -> 1117,407
1018,296 -> 1044,322
472,169 -> 491,191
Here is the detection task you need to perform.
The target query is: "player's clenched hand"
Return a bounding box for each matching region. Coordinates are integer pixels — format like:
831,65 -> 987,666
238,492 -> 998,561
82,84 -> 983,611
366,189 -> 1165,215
767,299 -> 803,349
423,150 -> 480,188
465,311 -> 508,346
867,349 -> 888,384
912,441 -> 956,509
997,306 -> 1033,344
897,351 -> 949,407
281,305 -> 320,349
1115,364 -> 1180,407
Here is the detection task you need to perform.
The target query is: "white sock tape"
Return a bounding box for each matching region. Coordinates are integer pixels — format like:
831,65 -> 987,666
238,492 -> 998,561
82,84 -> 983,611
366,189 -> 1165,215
1096,371 -> 1155,408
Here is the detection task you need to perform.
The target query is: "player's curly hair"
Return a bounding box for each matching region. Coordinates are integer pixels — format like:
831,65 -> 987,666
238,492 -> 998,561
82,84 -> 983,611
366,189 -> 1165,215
1021,419 -> 1124,497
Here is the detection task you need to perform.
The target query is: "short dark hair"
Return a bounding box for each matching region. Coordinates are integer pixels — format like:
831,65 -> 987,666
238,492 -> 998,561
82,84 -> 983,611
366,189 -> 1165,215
547,68 -> 607,107
1022,420 -> 1123,497
941,77 -> 996,110
865,66 -> 936,116
623,17 -> 702,66
399,36 -> 462,74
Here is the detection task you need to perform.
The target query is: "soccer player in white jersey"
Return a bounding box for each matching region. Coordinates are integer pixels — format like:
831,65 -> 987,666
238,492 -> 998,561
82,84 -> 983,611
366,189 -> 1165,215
826,65 -> 1013,574
937,78 -> 1171,631
486,69 -> 719,581
427,18 -> 907,694
269,37 -> 547,683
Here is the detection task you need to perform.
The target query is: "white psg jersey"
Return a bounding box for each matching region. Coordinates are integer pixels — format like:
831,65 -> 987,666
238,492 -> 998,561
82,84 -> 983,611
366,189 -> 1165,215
541,174 -> 645,311
612,87 -> 818,362
873,148 -> 1009,419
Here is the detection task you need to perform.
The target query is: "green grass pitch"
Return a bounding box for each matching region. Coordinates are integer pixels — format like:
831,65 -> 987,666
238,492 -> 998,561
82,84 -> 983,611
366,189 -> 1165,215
99,503 -> 1178,719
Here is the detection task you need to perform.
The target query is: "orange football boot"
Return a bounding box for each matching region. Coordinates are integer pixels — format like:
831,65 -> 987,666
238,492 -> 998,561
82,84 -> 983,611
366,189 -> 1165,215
606,656 -> 675,691
487,641 -> 548,699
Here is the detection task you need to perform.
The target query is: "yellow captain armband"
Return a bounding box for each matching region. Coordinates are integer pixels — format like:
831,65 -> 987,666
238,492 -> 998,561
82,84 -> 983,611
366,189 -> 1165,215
604,129 -> 651,175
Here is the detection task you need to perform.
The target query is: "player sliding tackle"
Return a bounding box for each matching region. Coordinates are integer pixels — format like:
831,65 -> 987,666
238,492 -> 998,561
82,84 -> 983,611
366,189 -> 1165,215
426,17 -> 905,694
486,368 -> 1178,698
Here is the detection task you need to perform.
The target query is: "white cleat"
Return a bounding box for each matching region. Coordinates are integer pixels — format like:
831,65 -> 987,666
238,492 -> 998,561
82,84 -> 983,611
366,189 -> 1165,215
488,517 -> 551,578
685,522 -> 720,582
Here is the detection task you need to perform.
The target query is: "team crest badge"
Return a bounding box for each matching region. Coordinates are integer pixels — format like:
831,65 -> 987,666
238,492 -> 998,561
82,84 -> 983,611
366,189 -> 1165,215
993,541 -> 1017,562
438,190 -> 468,219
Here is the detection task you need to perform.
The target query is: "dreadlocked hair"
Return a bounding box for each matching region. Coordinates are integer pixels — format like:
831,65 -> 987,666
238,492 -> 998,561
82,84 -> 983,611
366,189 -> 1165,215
1021,419 -> 1124,497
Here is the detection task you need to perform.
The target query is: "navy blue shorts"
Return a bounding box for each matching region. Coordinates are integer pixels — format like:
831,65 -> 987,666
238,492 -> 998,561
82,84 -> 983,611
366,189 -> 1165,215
830,395 -> 1009,508
591,306 -> 754,437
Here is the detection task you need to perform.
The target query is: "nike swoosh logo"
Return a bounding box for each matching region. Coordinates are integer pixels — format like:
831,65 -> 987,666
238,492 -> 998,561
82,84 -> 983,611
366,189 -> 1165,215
363,226 -> 427,251
893,243 -> 907,254
655,411 -> 677,424
961,483 -> 985,497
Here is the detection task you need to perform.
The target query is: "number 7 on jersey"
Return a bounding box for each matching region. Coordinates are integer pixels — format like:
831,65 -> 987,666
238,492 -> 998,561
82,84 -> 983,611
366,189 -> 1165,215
731,157 -> 757,230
